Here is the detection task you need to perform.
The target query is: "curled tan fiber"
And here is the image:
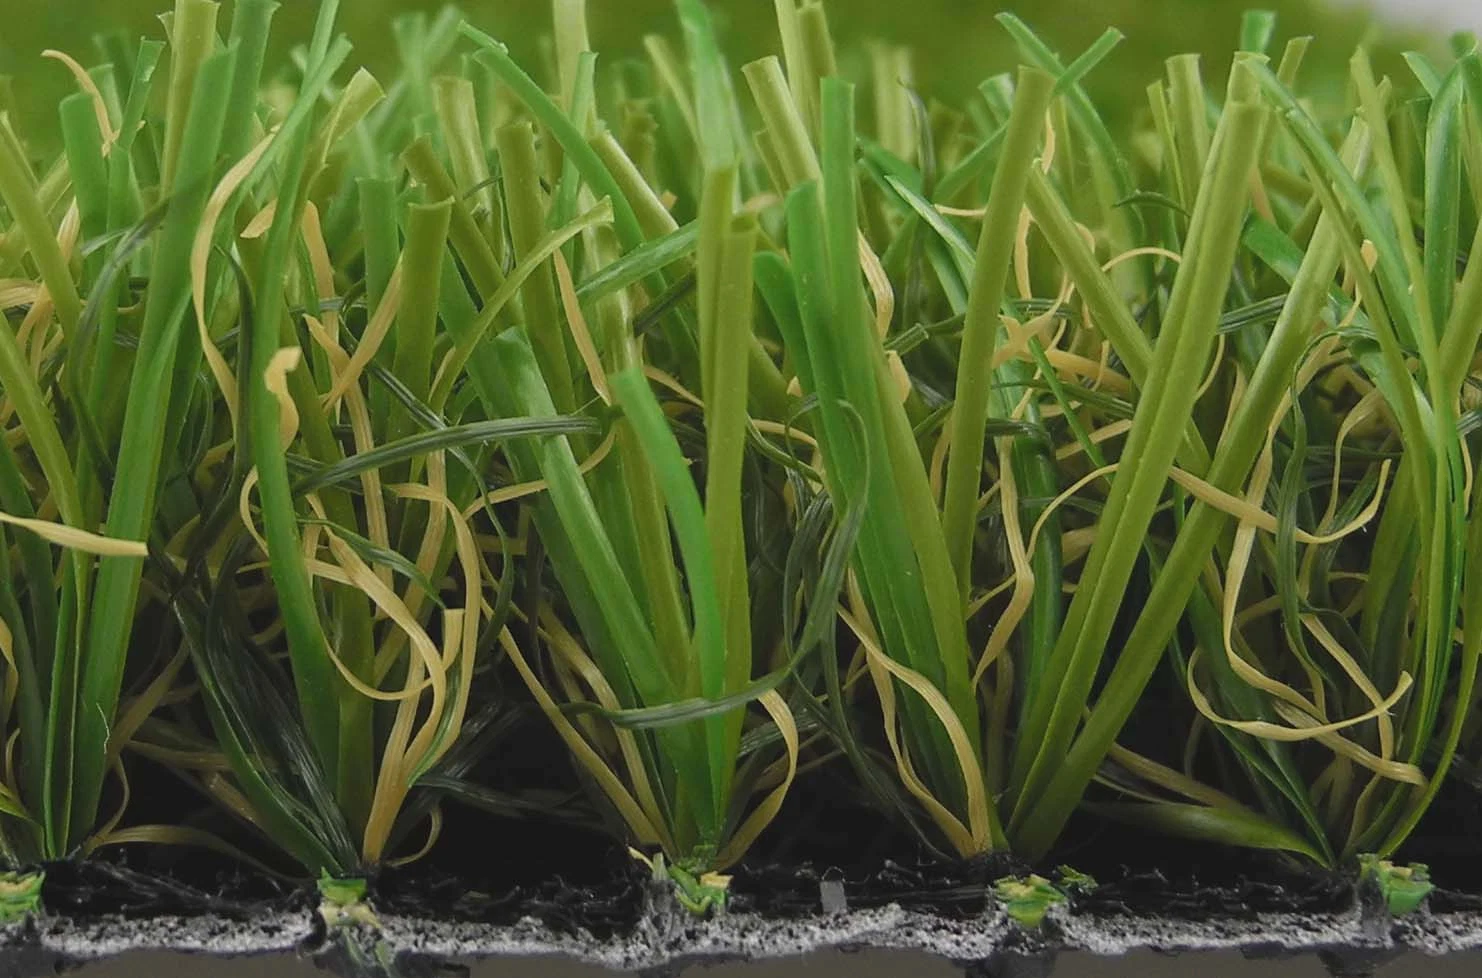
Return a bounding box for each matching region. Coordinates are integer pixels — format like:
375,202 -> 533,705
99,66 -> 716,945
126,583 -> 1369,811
43,50 -> 119,150
192,131 -> 277,426
500,627 -> 666,848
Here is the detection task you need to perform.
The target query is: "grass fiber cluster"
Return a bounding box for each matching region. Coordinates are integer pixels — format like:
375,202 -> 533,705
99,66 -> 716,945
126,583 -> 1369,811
0,0 -> 1476,918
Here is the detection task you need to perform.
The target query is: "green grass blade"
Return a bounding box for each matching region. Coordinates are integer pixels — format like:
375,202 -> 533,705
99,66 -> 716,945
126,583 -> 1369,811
611,367 -> 729,848
941,67 -> 1053,600
158,0 -> 219,192
239,33 -> 353,789
1423,71 -> 1464,345
496,120 -> 577,414
0,128 -> 81,337
291,417 -> 599,495
575,222 -> 700,305
388,198 -> 452,446
1089,803 -> 1327,862
70,44 -> 239,853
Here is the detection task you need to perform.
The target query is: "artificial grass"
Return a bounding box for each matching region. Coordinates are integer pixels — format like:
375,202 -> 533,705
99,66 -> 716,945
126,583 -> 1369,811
0,0 -> 1476,918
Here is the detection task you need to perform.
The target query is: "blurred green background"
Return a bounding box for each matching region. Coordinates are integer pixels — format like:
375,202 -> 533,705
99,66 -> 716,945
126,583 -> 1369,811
0,0 -> 1428,140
